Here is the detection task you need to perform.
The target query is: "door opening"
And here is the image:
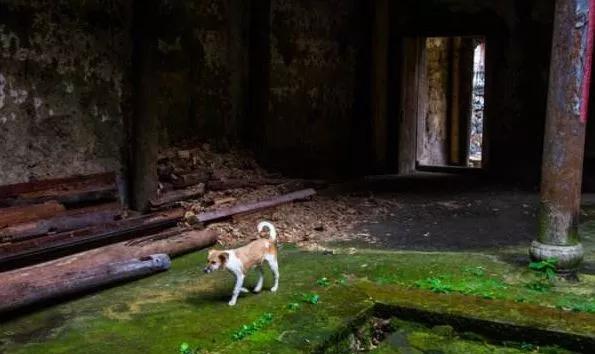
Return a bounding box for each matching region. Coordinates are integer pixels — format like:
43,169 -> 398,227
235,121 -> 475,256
412,36 -> 486,170
468,39 -> 485,168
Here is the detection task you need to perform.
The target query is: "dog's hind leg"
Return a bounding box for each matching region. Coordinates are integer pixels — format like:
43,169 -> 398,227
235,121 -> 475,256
253,265 -> 264,293
229,272 -> 245,306
265,255 -> 279,292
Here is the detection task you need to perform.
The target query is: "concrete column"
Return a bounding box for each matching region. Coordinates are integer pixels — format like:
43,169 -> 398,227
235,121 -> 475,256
530,0 -> 590,272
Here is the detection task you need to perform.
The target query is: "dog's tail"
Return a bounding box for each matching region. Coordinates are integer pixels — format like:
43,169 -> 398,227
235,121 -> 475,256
257,221 -> 277,241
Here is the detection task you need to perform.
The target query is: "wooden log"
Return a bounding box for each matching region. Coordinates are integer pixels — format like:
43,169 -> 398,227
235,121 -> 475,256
0,172 -> 116,199
124,227 -> 185,246
206,178 -> 327,192
206,178 -> 287,191
1,186 -> 118,208
0,254 -> 171,314
149,184 -> 205,208
0,229 -> 216,314
171,170 -> 211,189
128,229 -> 218,257
0,189 -> 313,271
197,188 -> 316,223
0,203 -> 121,243
0,208 -> 185,271
0,201 -> 65,228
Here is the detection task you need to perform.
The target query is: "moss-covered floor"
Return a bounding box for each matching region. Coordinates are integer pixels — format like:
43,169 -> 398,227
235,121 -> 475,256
1,238 -> 594,353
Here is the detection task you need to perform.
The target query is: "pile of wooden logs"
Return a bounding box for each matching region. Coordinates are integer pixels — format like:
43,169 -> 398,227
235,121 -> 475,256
0,173 -> 127,270
0,170 -> 317,272
0,173 -> 121,239
0,169 -> 317,313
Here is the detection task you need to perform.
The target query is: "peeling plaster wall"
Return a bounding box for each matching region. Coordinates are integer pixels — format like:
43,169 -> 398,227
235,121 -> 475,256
0,0 -> 131,185
266,0 -> 362,176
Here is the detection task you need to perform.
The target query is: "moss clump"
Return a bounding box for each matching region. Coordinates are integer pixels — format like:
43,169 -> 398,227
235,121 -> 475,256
231,313 -> 273,341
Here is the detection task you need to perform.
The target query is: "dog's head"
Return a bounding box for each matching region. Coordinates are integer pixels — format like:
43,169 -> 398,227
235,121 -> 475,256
203,250 -> 228,273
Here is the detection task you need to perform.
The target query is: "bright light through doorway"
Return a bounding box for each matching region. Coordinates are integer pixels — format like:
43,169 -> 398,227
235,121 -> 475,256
468,39 -> 485,168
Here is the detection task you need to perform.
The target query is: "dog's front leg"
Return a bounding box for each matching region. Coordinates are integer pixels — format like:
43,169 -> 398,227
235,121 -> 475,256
229,272 -> 245,306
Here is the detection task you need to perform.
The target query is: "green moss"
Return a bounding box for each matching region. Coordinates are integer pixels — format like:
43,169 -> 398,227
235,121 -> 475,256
367,317 -> 574,354
1,248 -> 593,353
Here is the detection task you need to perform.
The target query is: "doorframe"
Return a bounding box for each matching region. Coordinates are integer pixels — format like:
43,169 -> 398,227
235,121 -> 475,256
398,34 -> 489,174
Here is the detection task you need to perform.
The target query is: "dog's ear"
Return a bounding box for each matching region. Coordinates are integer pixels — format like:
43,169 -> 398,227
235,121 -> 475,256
218,252 -> 229,264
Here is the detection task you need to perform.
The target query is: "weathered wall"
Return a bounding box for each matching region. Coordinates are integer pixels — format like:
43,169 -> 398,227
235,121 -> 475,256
0,0 -> 561,185
264,0 -> 364,177
149,0 -> 242,148
0,0 -> 131,185
419,37 -> 450,166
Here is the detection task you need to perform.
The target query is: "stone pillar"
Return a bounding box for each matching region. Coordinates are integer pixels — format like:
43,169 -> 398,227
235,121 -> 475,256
129,0 -> 160,212
530,0 -> 591,272
371,0 -> 389,171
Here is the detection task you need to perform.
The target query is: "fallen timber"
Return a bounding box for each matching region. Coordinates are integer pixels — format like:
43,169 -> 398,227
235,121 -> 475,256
0,201 -> 65,228
0,254 -> 172,315
0,172 -> 118,208
0,188 -> 316,272
0,208 -> 184,271
0,172 -> 115,199
0,202 -> 121,243
196,188 -> 316,223
0,229 -> 217,315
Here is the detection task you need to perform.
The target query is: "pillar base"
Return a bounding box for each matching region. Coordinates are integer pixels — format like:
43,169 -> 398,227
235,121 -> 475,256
529,241 -> 584,273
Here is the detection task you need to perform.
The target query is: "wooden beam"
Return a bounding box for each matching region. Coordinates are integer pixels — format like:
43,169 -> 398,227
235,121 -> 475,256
0,172 -> 115,199
196,188 -> 316,223
2,186 -> 118,208
149,185 -> 205,208
0,201 -> 65,228
0,208 -> 185,271
206,178 -> 287,191
0,203 -> 121,243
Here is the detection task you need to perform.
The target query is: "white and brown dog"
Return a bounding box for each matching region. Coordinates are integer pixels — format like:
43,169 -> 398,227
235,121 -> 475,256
203,221 -> 279,306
